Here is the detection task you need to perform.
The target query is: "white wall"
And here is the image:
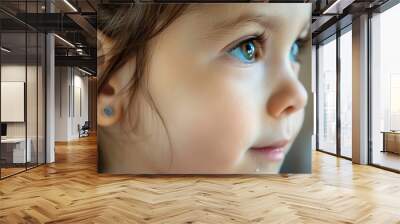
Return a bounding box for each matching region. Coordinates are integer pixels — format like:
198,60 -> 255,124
55,67 -> 69,141
72,73 -> 89,138
1,66 -> 26,137
1,65 -> 38,137
1,64 -> 46,164
54,67 -> 89,141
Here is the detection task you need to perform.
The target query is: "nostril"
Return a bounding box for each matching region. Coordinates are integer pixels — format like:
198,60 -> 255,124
278,106 -> 296,119
285,106 -> 296,115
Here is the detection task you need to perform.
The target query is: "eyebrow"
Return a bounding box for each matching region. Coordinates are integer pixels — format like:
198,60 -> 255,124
212,13 -> 277,33
210,12 -> 311,39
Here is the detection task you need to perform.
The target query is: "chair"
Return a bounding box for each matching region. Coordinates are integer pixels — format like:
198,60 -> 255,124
78,121 -> 90,138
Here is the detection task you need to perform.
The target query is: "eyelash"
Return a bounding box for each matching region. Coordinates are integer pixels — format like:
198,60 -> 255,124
226,32 -> 308,64
226,32 -> 267,62
293,37 -> 308,63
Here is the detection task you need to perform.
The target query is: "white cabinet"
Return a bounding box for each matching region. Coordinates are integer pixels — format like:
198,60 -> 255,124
1,138 -> 32,163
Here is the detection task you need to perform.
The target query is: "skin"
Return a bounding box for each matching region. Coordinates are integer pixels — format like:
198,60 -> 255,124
98,3 -> 310,174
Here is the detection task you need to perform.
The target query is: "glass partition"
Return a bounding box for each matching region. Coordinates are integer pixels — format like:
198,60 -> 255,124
371,3 -> 400,171
317,36 -> 337,155
0,1 -> 46,179
27,30 -> 38,169
1,31 -> 28,177
339,28 -> 352,158
38,32 -> 45,165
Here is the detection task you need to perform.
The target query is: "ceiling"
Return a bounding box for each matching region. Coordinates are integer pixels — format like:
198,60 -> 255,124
0,0 -> 97,74
310,0 -> 391,44
0,0 -> 396,74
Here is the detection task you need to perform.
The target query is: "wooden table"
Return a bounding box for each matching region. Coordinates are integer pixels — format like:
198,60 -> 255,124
381,131 -> 400,154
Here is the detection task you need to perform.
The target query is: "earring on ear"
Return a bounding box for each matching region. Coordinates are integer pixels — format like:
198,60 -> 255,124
103,106 -> 114,117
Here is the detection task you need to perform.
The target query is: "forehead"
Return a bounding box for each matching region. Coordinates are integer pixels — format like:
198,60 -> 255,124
184,3 -> 311,33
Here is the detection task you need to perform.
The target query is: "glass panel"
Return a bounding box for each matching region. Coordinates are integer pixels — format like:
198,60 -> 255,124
1,30 -> 27,177
371,3 -> 400,171
340,29 -> 352,158
27,31 -> 38,169
0,1 -> 46,178
318,37 -> 337,154
38,32 -> 45,165
26,0 -> 38,169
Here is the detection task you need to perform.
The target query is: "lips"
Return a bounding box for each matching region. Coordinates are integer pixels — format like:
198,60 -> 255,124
250,140 -> 289,162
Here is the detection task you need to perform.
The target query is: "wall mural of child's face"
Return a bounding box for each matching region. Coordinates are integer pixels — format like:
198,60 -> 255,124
98,3 -> 311,174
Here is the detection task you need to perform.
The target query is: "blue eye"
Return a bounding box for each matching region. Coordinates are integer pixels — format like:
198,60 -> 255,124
289,41 -> 300,62
228,39 -> 257,64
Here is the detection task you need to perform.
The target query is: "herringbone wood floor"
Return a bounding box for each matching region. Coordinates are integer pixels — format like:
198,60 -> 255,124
0,136 -> 400,224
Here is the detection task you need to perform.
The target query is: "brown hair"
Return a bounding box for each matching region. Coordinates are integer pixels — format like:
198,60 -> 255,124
98,4 -> 189,92
98,3 -> 189,131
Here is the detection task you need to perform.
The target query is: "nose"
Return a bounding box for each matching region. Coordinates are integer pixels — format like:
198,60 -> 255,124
267,71 -> 308,119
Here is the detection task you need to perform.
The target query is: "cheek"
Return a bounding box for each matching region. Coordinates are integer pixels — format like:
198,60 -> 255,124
146,33 -> 262,171
168,86 -> 258,171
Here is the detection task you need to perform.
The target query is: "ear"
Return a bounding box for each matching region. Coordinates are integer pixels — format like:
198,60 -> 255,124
97,32 -> 136,127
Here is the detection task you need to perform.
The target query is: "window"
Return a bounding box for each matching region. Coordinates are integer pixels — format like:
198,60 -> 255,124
340,28 -> 352,158
371,2 -> 400,171
317,36 -> 337,155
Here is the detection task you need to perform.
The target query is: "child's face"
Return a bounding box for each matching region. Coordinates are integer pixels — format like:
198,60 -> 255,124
104,4 -> 310,173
